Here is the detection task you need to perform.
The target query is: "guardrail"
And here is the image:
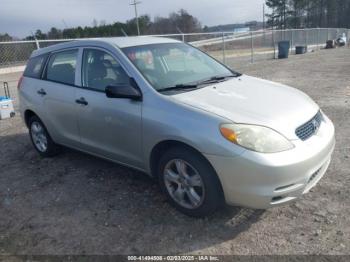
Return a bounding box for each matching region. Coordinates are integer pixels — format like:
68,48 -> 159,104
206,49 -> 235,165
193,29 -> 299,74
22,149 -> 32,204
0,28 -> 349,73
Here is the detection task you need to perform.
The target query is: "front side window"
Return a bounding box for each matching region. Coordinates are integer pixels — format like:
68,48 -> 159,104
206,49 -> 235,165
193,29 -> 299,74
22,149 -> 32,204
122,43 -> 236,91
82,49 -> 129,92
46,49 -> 78,85
24,54 -> 48,79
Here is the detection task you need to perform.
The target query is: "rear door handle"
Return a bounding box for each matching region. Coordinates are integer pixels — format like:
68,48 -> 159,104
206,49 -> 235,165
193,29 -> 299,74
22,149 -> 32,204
75,97 -> 88,106
37,89 -> 46,96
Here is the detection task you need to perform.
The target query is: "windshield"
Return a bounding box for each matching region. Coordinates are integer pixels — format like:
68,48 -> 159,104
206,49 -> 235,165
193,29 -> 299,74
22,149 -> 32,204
122,43 -> 238,91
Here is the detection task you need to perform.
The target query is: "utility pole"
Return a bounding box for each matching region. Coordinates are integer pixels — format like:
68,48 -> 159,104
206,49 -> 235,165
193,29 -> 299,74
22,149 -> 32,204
263,3 -> 265,31
283,0 -> 286,30
130,0 -> 141,36
262,3 -> 266,47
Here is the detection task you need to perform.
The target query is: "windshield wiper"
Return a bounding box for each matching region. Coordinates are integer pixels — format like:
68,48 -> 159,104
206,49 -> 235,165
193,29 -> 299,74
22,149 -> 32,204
198,74 -> 240,85
158,84 -> 198,92
158,73 -> 242,93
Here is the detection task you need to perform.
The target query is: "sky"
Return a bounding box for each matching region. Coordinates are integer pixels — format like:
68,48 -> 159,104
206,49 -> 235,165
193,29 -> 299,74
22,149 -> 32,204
0,0 -> 266,38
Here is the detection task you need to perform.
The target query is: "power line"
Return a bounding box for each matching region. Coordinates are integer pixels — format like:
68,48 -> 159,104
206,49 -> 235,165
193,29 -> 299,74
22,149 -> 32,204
130,0 -> 142,35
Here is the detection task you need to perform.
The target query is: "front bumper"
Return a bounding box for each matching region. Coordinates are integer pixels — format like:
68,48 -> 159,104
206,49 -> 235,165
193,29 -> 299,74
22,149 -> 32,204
205,114 -> 335,209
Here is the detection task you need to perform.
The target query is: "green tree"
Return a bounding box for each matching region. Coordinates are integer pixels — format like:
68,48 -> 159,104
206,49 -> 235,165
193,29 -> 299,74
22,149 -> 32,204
21,9 -> 205,40
266,0 -> 350,29
0,33 -> 12,41
266,0 -> 288,29
35,29 -> 47,40
47,27 -> 62,39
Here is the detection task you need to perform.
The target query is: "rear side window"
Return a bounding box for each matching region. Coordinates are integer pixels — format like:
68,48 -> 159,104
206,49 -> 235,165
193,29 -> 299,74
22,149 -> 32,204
46,49 -> 78,85
24,54 -> 48,79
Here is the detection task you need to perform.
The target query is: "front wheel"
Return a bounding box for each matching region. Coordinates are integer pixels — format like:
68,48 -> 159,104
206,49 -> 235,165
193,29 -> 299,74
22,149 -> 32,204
158,147 -> 224,217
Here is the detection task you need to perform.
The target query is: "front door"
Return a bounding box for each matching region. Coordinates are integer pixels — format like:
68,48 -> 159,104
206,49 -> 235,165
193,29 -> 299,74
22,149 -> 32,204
75,48 -> 143,169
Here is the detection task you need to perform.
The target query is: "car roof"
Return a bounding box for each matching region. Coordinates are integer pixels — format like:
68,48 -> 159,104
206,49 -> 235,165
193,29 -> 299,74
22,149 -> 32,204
104,36 -> 180,47
31,36 -> 181,57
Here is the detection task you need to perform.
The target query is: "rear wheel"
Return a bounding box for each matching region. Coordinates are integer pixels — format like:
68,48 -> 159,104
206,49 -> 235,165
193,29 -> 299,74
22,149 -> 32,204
158,147 -> 224,217
29,116 -> 60,157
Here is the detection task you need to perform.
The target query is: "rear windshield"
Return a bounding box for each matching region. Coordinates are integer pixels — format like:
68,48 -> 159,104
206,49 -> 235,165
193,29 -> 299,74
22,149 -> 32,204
24,54 -> 48,79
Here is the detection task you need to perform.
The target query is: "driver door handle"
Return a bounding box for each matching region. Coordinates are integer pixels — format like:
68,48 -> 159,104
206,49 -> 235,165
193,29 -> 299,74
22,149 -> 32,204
75,97 -> 88,106
37,89 -> 46,96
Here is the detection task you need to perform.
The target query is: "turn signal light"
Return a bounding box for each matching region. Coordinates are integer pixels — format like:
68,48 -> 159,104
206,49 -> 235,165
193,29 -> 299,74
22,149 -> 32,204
220,126 -> 237,143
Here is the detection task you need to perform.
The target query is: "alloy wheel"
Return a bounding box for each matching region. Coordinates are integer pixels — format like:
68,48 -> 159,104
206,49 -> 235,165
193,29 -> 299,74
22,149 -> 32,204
30,121 -> 48,153
163,159 -> 205,209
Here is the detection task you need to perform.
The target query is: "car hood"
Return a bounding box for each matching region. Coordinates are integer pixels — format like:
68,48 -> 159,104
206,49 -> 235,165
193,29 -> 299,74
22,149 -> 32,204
171,75 -> 319,140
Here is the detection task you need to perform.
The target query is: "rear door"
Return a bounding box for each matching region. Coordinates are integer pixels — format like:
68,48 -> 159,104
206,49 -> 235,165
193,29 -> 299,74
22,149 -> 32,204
21,53 -> 49,119
40,49 -> 81,147
75,47 -> 143,168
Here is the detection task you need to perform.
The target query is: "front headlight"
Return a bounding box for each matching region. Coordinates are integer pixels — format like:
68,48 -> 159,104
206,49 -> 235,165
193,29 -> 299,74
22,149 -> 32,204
220,124 -> 294,153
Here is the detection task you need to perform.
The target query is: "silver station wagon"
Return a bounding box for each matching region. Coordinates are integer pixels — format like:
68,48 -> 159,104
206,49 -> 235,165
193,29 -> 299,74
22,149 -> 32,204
18,37 -> 335,217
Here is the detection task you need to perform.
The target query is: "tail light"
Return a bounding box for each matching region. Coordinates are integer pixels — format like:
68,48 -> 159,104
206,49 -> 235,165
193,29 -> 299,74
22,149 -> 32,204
17,75 -> 24,89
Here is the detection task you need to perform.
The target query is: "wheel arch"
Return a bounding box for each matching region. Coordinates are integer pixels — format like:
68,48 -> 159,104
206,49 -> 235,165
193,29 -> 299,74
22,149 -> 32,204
149,139 -> 226,208
149,139 -> 224,194
24,109 -> 39,128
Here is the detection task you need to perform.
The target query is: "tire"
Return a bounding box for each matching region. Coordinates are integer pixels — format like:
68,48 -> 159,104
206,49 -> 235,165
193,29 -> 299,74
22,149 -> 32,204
28,115 -> 60,157
158,146 -> 224,217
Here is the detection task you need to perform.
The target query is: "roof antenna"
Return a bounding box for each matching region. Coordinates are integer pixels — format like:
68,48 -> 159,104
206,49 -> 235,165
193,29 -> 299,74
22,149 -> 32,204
121,28 -> 128,37
31,31 -> 40,49
176,27 -> 185,42
62,19 -> 69,29
176,26 -> 183,34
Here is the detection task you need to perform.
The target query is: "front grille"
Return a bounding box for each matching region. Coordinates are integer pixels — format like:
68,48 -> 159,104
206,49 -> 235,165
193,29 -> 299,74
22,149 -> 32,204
295,111 -> 323,141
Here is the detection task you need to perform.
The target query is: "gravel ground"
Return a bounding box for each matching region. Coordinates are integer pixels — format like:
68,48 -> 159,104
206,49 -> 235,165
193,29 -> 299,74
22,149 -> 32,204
0,48 -> 349,255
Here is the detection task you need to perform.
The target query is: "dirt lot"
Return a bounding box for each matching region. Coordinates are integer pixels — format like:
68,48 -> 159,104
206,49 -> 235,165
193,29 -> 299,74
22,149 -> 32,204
0,48 -> 349,255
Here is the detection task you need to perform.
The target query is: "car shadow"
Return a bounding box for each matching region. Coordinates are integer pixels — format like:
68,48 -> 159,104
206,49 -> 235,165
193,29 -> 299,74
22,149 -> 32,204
0,131 -> 265,255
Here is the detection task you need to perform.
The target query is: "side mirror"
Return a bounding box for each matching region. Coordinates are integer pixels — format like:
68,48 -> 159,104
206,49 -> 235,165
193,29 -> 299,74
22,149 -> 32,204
105,79 -> 142,101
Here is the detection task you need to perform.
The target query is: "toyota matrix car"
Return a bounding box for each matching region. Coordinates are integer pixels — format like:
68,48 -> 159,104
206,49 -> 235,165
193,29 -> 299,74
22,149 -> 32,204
18,37 -> 335,217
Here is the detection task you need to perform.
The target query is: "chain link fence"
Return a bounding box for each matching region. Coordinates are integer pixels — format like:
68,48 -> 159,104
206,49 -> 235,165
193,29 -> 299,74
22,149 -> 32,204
0,28 -> 349,74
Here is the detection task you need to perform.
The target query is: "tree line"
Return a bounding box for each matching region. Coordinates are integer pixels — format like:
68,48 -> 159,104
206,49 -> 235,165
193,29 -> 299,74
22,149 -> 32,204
23,9 -> 201,41
1,2 -> 350,42
0,33 -> 12,42
266,0 -> 350,29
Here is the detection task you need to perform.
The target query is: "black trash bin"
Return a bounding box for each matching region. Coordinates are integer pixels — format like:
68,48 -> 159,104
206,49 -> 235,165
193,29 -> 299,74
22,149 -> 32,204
296,46 -> 307,54
278,41 -> 290,59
